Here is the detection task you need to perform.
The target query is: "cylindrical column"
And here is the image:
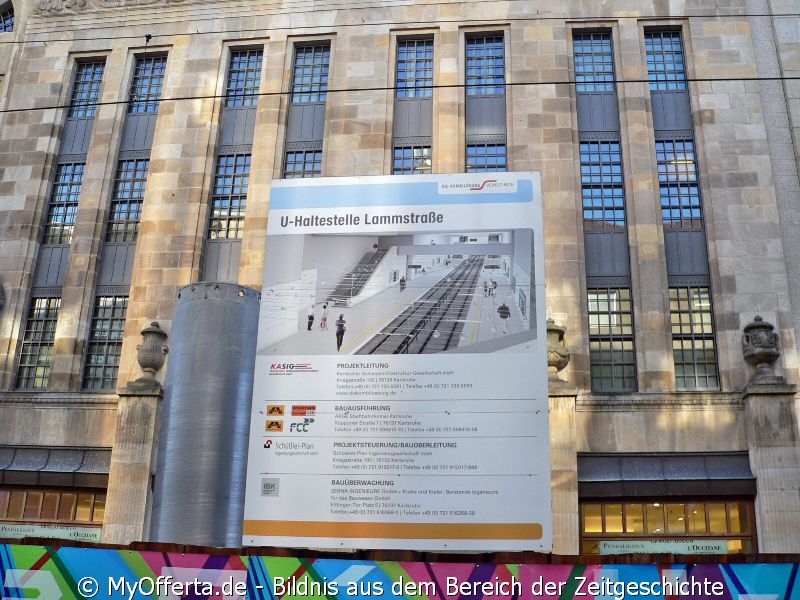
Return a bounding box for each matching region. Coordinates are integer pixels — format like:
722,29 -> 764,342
149,282 -> 260,546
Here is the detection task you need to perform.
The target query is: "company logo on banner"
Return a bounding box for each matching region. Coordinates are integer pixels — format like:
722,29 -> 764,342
438,176 -> 518,194
244,173 -> 550,552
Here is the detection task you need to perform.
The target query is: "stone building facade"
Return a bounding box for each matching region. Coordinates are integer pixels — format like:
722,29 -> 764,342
0,0 -> 799,555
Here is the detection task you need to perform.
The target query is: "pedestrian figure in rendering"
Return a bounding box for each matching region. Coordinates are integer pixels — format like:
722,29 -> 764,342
491,279 -> 497,296
319,304 -> 329,330
497,302 -> 511,334
307,305 -> 315,331
483,281 -> 489,297
399,277 -> 406,292
335,314 -> 347,351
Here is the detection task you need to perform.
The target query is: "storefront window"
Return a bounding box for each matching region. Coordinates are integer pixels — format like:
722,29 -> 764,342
580,499 -> 755,555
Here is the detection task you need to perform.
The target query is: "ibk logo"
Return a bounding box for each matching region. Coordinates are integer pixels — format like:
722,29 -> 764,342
289,418 -> 315,433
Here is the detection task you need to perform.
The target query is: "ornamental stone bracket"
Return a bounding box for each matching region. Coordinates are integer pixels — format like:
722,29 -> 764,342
547,317 -> 570,383
742,315 -> 787,386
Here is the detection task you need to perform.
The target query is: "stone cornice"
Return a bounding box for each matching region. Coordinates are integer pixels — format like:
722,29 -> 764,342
0,391 -> 119,408
577,391 -> 744,411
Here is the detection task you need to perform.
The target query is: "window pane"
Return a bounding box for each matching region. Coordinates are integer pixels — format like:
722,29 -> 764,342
6,491 -> 24,520
646,503 -> 665,533
129,55 -> 167,113
396,39 -> 434,98
583,503 -> 602,533
69,61 -> 105,118
392,145 -> 431,175
40,492 -> 60,520
43,163 -> 85,245
209,153 -> 250,236
645,31 -> 687,91
605,503 -> 623,533
23,492 -> 42,520
83,296 -> 128,390
57,493 -> 76,521
728,502 -> 749,533
291,44 -> 330,103
588,288 -> 636,391
466,35 -> 504,96
283,149 -> 322,179
670,286 -> 719,390
686,502 -> 707,533
225,49 -> 263,107
75,494 -> 93,521
708,502 -> 727,533
665,503 -> 686,533
16,297 -> 61,389
466,143 -> 506,172
107,158 -> 149,242
624,503 -> 644,533
92,495 -> 106,523
573,32 -> 615,92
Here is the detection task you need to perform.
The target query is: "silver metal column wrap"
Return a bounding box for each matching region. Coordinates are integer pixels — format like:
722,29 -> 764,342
149,282 -> 260,546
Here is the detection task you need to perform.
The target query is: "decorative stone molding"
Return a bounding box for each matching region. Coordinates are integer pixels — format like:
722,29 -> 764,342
742,315 -> 786,385
34,0 -> 184,15
546,317 -> 570,382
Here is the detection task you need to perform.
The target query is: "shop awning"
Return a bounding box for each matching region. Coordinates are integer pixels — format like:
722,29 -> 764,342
578,452 -> 756,497
0,446 -> 110,488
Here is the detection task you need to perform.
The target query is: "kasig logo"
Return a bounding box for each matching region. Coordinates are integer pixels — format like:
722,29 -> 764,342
270,363 -> 313,373
289,418 -> 315,433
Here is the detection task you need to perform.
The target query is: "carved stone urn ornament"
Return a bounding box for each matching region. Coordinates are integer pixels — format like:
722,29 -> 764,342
742,315 -> 784,385
136,321 -> 168,381
547,317 -> 570,382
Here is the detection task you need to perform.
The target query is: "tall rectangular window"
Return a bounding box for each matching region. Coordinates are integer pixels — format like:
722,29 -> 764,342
16,297 -> 61,389
466,35 -> 504,96
225,49 -> 263,108
396,39 -> 434,98
466,143 -> 506,172
656,139 -> 702,229
573,32 -> 614,92
291,44 -> 330,103
129,55 -> 167,113
588,288 -> 636,392
670,286 -> 719,390
43,163 -> 85,245
107,158 -> 149,242
83,296 -> 127,390
581,141 -> 625,231
209,154 -> 250,238
392,145 -> 431,175
645,31 -> 687,91
68,61 -> 105,118
283,150 -> 322,179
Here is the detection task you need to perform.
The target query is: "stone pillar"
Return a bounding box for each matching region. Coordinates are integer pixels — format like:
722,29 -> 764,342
547,318 -> 579,554
102,322 -> 168,545
741,315 -> 800,552
550,386 -> 579,555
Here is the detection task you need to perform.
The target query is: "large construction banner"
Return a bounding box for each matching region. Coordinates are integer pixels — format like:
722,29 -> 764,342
0,544 -> 796,599
243,173 -> 550,551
